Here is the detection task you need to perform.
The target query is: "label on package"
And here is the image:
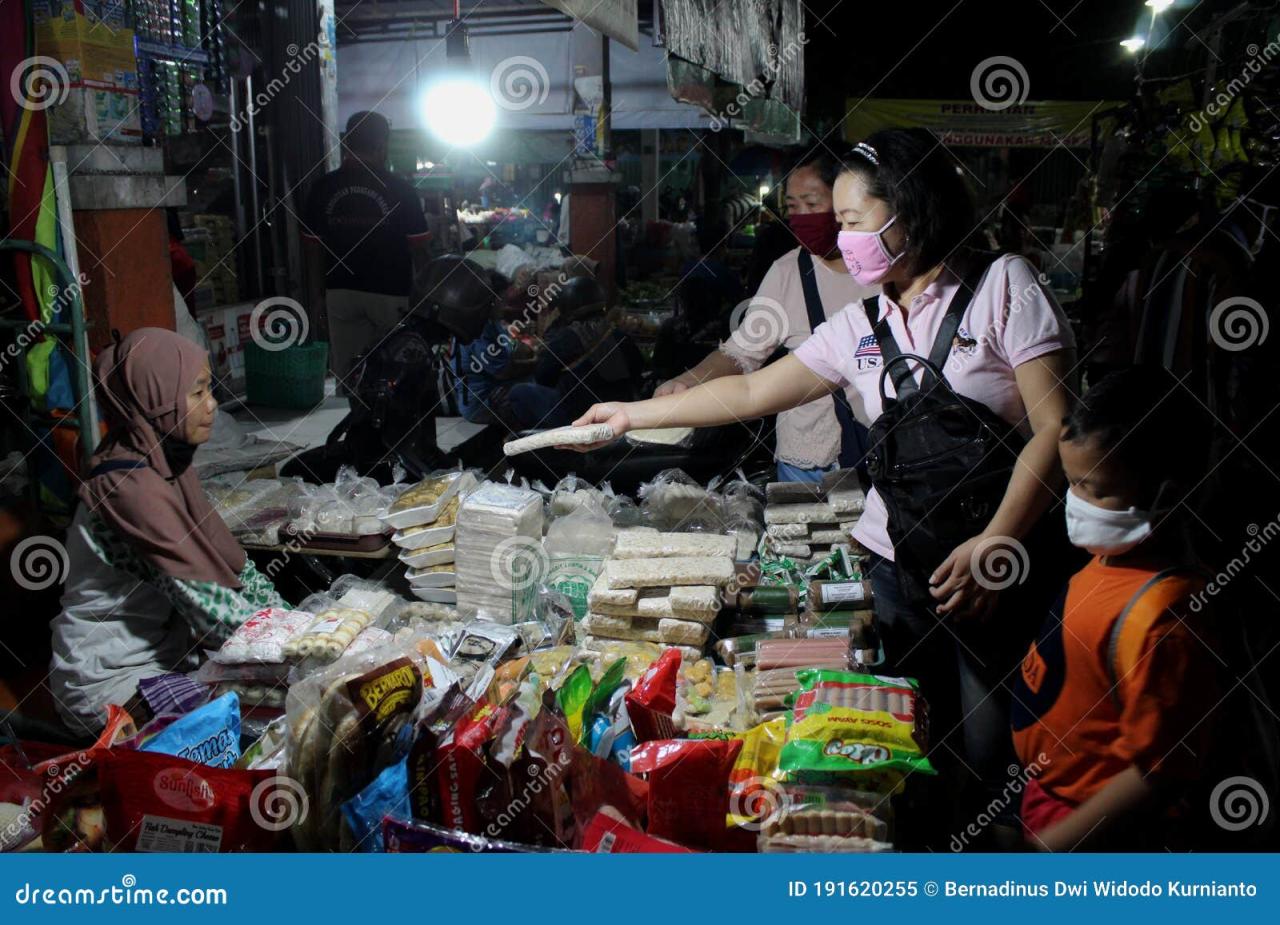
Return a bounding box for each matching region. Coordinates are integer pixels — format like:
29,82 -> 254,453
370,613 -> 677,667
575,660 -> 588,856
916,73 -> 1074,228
820,582 -> 867,606
136,815 -> 222,853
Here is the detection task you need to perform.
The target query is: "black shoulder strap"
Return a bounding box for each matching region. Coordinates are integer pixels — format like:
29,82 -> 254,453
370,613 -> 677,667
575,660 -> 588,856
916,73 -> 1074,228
927,251 -> 1001,372
87,459 -> 149,479
797,250 -> 870,469
861,294 -> 918,397
1105,567 -> 1186,711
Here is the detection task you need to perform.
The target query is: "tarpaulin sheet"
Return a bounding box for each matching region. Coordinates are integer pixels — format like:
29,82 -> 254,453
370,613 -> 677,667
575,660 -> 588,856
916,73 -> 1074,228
659,0 -> 805,113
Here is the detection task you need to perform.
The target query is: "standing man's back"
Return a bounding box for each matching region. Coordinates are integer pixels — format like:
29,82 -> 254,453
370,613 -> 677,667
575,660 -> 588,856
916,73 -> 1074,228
302,111 -> 431,386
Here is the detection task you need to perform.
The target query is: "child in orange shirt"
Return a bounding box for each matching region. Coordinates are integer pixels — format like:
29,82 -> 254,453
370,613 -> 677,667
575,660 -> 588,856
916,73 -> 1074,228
1011,367 -> 1214,851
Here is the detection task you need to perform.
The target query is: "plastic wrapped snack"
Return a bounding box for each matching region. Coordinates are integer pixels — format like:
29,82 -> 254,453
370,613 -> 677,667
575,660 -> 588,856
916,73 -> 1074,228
602,556 -> 735,590
764,502 -> 839,525
453,482 -> 545,622
613,530 -> 736,560
503,423 -> 615,455
638,469 -> 724,532
778,670 -> 934,777
282,608 -> 375,661
766,523 -> 810,540
587,573 -> 639,610
211,607 -> 317,665
383,470 -> 470,528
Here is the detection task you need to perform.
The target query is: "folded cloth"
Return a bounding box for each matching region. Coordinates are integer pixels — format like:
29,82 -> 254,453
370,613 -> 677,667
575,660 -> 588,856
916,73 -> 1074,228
137,673 -> 211,719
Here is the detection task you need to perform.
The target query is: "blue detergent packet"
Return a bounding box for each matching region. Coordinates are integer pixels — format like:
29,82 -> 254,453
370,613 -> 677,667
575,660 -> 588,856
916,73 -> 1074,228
139,691 -> 241,768
342,757 -> 410,853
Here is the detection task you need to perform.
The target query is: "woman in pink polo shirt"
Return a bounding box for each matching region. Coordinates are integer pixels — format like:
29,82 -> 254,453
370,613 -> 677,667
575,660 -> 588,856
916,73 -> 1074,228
570,129 -> 1077,841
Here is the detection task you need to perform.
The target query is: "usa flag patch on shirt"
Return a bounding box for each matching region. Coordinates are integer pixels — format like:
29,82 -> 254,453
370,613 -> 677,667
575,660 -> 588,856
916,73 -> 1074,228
854,333 -> 881,369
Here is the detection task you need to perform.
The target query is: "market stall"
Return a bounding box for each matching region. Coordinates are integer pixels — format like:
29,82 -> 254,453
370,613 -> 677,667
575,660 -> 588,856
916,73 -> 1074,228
1,455 -> 932,854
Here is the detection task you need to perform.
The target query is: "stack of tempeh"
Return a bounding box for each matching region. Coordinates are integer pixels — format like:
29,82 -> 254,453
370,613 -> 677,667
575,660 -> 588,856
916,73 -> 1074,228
454,482 -> 544,622
582,529 -> 736,659
762,469 -> 866,561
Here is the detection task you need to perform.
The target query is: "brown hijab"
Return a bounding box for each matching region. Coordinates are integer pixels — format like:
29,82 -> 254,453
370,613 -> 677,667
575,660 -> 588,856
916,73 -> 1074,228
78,327 -> 245,587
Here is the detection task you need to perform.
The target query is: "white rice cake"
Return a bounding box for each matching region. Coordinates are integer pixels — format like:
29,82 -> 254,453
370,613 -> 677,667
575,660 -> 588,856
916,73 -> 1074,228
765,523 -> 810,540
503,423 -> 615,456
613,531 -> 736,560
659,618 -> 710,646
668,585 -> 721,617
828,489 -> 866,515
582,612 -> 637,636
764,502 -> 839,525
591,589 -> 717,625
587,573 -> 640,609
810,528 -> 851,544
770,542 -> 812,559
603,555 -> 734,589
583,612 -> 661,642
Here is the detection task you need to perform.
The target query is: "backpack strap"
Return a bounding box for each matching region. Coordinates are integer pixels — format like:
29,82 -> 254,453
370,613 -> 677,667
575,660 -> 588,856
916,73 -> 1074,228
861,294 -> 920,397
1105,567 -> 1187,712
926,251 -> 1002,373
798,250 -> 869,468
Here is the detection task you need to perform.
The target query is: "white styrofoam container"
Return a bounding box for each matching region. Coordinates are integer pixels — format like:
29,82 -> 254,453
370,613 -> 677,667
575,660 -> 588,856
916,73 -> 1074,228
392,523 -> 456,550
409,570 -> 457,589
380,471 -> 475,530
412,587 -> 458,603
399,544 -> 455,569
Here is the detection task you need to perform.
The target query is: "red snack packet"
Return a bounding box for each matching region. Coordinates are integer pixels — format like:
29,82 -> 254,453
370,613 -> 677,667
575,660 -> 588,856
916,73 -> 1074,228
435,700 -> 501,834
569,746 -> 647,842
582,811 -> 694,853
625,649 -> 681,742
630,737 -> 742,851
97,749 -> 278,852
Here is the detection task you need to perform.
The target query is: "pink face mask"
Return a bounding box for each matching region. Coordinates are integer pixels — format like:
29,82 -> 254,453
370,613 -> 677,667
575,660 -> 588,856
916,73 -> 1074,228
837,216 -> 902,285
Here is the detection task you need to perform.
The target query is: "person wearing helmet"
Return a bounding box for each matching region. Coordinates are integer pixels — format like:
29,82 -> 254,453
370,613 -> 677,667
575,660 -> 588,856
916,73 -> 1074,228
492,275 -> 642,431
419,255 -> 534,424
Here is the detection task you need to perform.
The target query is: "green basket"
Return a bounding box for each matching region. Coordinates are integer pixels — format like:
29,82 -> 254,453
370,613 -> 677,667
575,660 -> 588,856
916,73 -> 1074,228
244,341 -> 329,409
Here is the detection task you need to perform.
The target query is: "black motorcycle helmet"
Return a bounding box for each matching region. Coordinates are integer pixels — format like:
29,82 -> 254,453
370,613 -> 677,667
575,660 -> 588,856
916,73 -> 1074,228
553,275 -> 607,323
419,255 -> 496,342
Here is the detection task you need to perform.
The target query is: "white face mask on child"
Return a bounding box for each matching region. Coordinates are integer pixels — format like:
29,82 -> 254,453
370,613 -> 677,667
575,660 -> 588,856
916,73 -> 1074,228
1064,489 -> 1154,556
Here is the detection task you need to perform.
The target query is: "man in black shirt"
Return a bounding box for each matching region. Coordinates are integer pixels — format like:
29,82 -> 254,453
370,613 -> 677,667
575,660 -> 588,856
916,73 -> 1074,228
302,111 -> 431,383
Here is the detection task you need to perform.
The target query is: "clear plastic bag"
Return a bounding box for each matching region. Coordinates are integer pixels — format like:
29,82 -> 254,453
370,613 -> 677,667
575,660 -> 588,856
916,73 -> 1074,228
637,468 -> 725,532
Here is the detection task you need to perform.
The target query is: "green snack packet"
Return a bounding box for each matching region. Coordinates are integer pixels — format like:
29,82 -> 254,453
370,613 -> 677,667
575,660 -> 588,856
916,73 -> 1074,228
779,669 -> 935,778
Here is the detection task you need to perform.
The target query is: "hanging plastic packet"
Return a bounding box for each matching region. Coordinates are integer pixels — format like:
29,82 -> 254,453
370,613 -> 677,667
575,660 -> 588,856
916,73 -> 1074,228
137,691 -> 241,769
341,756 -> 410,853
624,648 -> 681,742
725,716 -> 788,829
779,670 -> 934,778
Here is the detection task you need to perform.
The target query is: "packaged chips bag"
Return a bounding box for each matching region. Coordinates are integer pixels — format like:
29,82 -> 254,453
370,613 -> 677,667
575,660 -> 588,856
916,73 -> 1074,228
778,670 -> 934,778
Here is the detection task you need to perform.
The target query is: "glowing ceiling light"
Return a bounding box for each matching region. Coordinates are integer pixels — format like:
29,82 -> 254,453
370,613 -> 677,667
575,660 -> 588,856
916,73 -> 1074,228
421,77 -> 496,148
1120,36 -> 1146,53
1145,0 -> 1174,13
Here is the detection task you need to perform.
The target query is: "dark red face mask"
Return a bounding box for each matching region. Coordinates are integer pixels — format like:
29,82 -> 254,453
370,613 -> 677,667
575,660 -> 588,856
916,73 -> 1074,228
787,211 -> 839,256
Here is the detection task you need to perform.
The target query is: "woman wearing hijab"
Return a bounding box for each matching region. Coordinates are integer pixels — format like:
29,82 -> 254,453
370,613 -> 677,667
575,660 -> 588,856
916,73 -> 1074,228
50,328 -> 285,733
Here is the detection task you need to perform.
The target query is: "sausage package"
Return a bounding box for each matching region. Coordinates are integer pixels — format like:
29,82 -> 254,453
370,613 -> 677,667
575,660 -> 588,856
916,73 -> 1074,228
779,670 -> 934,778
97,750 -> 279,852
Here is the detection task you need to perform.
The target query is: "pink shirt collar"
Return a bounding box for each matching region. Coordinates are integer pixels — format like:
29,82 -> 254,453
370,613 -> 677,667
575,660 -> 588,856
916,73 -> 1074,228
876,266 -> 957,320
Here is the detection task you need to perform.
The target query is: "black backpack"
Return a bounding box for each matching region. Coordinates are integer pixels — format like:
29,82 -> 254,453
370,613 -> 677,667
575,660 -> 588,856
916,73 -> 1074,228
863,253 -> 1024,608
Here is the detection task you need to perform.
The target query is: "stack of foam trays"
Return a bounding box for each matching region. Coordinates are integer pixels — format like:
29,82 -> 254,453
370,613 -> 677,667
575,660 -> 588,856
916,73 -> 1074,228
762,469 -> 866,562
584,528 -> 736,661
